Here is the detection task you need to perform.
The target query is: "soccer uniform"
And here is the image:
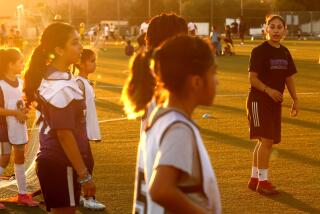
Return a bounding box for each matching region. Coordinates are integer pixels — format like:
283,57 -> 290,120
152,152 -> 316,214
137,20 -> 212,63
75,76 -> 101,142
35,67 -> 94,211
133,107 -> 221,214
0,77 -> 28,154
247,41 -> 297,144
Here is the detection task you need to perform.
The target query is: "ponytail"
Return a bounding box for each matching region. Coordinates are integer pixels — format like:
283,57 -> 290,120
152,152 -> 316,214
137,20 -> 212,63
23,45 -> 49,107
121,50 -> 156,118
23,22 -> 76,108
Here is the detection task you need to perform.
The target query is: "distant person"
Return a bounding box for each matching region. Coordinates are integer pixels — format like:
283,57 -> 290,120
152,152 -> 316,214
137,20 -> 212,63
79,22 -> 86,41
14,31 -> 24,51
140,20 -> 149,35
210,26 -> 222,55
188,22 -> 197,36
247,15 -> 299,196
231,19 -> 238,35
109,23 -> 116,40
239,16 -> 246,45
7,28 -> 15,48
125,40 -> 134,56
297,28 -> 302,40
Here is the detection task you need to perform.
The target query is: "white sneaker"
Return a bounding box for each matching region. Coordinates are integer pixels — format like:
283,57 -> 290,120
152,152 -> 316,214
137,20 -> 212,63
82,197 -> 106,210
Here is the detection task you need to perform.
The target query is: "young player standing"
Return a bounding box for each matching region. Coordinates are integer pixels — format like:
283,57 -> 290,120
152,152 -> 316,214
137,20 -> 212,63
0,48 -> 39,209
247,15 -> 299,195
23,22 -> 96,213
75,49 -> 105,210
122,35 -> 221,214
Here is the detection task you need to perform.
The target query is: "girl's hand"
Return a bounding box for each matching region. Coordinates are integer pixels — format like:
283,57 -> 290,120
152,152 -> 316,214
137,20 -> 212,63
290,99 -> 299,117
266,87 -> 283,103
15,110 -> 28,123
82,180 -> 96,198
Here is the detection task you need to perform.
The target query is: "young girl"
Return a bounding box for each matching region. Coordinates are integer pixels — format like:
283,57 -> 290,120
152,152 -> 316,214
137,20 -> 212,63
23,22 -> 96,214
75,49 -> 105,210
122,36 -> 221,214
0,48 -> 38,208
247,15 -> 298,195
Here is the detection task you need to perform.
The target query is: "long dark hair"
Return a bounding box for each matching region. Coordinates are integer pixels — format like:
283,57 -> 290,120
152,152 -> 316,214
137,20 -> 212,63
121,36 -> 214,118
23,22 -> 75,107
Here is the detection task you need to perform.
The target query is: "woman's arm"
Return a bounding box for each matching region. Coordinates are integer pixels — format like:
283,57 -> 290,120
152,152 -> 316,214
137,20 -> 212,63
56,129 -> 96,197
285,75 -> 299,116
249,72 -> 283,103
149,166 -> 210,214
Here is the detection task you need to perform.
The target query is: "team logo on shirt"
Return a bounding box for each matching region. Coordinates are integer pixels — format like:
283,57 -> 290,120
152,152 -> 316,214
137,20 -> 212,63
270,59 -> 288,70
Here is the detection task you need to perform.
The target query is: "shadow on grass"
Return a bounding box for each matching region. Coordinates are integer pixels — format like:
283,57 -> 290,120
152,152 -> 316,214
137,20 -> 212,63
95,99 -> 123,115
267,191 -> 320,213
201,128 -> 320,167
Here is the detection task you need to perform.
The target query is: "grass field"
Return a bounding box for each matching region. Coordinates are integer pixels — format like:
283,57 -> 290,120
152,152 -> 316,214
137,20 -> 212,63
3,39 -> 320,213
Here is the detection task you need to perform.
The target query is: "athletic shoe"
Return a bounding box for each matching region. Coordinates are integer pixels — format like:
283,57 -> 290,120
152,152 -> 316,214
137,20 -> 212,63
17,194 -> 39,207
0,203 -> 5,209
82,197 -> 106,210
256,180 -> 279,195
247,177 -> 258,191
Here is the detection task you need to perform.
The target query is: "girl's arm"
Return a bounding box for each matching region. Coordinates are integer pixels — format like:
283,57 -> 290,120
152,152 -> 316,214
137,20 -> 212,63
249,72 -> 283,103
149,166 -> 210,214
285,75 -> 299,116
56,130 -> 96,197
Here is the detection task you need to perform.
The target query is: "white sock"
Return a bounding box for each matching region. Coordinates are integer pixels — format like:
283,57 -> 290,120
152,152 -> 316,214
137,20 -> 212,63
14,164 -> 27,194
0,167 -> 4,175
251,166 -> 258,178
258,169 -> 268,181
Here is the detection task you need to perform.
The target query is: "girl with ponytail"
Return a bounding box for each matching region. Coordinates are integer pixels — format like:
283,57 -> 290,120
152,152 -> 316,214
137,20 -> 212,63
23,22 -> 96,214
123,35 -> 221,213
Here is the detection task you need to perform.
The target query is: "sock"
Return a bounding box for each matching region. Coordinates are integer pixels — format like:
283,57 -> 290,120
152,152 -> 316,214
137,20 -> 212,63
0,167 -> 4,175
258,169 -> 268,181
251,166 -> 258,178
14,164 -> 27,195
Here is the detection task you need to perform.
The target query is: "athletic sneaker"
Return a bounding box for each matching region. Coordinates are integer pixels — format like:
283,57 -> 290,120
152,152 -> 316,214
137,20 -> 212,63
256,181 -> 279,195
80,196 -> 106,210
17,194 -> 39,207
247,177 -> 258,191
0,203 -> 5,209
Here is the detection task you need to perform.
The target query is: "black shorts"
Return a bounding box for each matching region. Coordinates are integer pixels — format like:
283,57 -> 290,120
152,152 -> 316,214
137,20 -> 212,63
246,94 -> 282,144
36,159 -> 81,212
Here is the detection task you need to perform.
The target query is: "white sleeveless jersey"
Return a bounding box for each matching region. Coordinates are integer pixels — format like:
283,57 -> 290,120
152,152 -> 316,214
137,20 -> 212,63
0,78 -> 28,144
75,76 -> 101,141
133,109 -> 221,214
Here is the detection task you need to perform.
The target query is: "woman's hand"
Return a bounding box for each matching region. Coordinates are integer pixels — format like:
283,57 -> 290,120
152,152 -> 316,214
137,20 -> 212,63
290,99 -> 299,117
14,110 -> 28,123
266,87 -> 283,103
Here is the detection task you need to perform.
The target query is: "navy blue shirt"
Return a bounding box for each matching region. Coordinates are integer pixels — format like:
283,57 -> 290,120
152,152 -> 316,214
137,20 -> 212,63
37,72 -> 94,170
248,41 -> 297,103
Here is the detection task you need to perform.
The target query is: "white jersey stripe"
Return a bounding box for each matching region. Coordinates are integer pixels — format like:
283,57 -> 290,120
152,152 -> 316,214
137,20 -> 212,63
254,102 -> 260,127
67,167 -> 75,207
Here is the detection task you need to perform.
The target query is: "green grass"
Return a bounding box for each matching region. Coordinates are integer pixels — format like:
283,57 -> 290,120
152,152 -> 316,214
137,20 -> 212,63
3,39 -> 320,213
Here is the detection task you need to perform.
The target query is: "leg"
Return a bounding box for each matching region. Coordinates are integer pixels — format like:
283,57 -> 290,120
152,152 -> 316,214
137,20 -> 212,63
0,142 -> 12,174
13,144 -> 39,206
253,140 -> 261,168
256,138 -> 279,195
248,140 -> 261,190
257,138 -> 273,169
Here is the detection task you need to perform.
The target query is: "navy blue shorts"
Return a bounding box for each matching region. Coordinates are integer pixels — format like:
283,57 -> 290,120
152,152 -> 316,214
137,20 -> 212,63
246,94 -> 282,144
36,159 -> 81,212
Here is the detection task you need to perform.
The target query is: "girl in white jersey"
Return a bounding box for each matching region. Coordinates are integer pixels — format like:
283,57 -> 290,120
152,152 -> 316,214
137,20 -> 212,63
122,36 -> 221,214
0,48 -> 39,209
75,49 -> 105,210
